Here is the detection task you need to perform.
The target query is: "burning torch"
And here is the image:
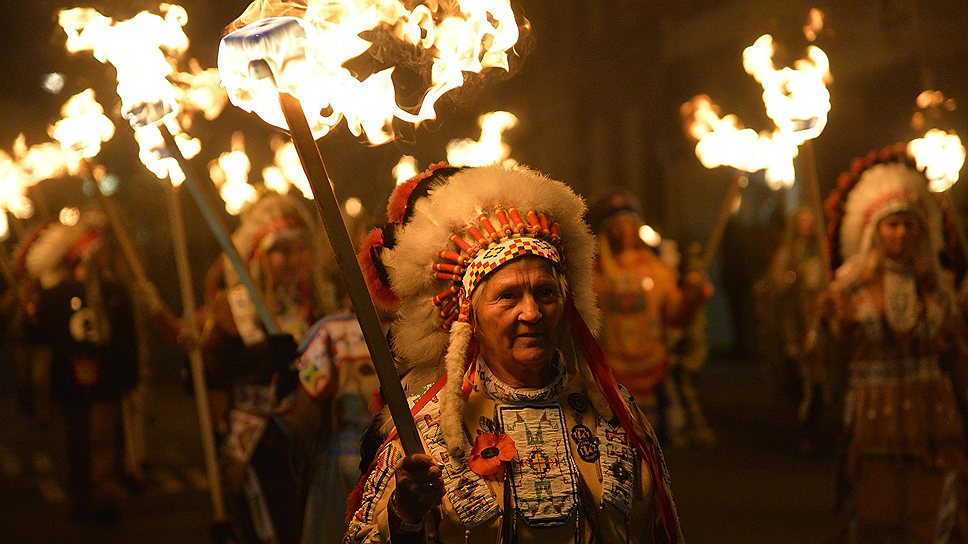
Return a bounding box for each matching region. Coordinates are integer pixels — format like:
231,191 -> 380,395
908,90 -> 968,263
218,1 -> 526,455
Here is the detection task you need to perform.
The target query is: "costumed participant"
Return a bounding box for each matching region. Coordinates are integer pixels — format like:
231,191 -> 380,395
806,146 -> 968,542
586,189 -> 712,434
22,210 -> 138,523
664,242 -> 717,448
296,299 -> 382,544
199,192 -> 331,543
756,206 -> 826,454
5,220 -> 58,427
346,164 -> 684,544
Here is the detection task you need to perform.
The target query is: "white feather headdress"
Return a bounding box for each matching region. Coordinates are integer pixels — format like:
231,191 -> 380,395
25,211 -> 106,288
839,162 -> 942,263
367,164 -> 600,455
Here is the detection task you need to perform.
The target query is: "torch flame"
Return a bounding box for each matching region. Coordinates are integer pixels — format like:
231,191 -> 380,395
59,5 -> 189,126
392,155 -> 419,186
218,0 -> 524,144
908,129 -> 966,192
682,95 -> 799,189
742,34 -> 831,144
49,88 -> 116,166
0,151 -> 35,239
262,137 -> 311,199
209,132 -> 256,215
446,111 -> 518,167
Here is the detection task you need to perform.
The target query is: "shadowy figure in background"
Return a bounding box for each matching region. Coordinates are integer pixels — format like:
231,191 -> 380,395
755,206 -> 827,454
807,150 -> 968,543
587,189 -> 712,436
664,241 -> 717,448
23,211 -> 137,524
199,193 -> 333,543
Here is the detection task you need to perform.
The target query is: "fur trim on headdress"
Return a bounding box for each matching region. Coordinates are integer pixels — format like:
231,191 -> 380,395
358,226 -> 399,310
25,211 -> 106,288
225,192 -> 315,289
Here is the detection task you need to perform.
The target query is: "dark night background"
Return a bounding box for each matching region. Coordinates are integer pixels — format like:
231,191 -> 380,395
1,1 -> 967,542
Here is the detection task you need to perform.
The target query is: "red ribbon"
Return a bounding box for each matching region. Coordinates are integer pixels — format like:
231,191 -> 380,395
566,298 -> 679,544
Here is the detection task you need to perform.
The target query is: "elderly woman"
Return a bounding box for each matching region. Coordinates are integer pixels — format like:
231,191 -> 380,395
808,150 -> 968,542
346,165 -> 683,544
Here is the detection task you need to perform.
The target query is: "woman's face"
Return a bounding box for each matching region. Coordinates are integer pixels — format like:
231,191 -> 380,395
473,257 -> 564,388
265,237 -> 311,283
877,212 -> 921,262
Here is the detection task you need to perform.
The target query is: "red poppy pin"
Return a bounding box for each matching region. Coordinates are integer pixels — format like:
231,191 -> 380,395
467,432 -> 516,477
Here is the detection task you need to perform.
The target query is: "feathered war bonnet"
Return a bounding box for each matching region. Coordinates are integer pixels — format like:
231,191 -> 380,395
25,211 -> 107,288
824,144 -> 955,281
223,191 -> 329,345
361,164 -> 599,448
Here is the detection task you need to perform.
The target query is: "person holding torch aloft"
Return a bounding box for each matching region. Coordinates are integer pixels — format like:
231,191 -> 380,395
199,191 -> 333,543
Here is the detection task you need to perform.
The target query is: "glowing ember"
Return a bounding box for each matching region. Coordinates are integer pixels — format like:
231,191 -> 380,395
344,197 -> 364,217
209,132 -> 256,215
742,34 -> 831,144
446,111 -> 518,167
392,155 -> 419,186
262,137 -> 311,199
59,206 -> 81,226
803,8 -> 825,42
218,1 -> 527,144
638,224 -> 661,247
908,129 -> 966,192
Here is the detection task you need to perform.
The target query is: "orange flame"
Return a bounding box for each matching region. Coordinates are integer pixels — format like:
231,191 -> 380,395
219,0 -> 525,144
392,155 -> 419,186
742,34 -> 831,143
209,132 -> 256,215
262,136 -> 311,198
909,129 -> 965,192
446,111 -> 518,167
682,95 -> 798,189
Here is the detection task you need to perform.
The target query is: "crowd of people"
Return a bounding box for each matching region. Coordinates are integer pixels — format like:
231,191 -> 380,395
2,150 -> 968,544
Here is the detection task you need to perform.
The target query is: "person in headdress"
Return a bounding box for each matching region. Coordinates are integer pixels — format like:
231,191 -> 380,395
586,189 -> 712,435
806,147 -> 968,542
22,210 -> 138,523
199,192 -> 334,543
345,164 -> 684,544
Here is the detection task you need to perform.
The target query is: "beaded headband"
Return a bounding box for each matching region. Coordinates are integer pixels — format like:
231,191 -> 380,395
430,206 -> 565,328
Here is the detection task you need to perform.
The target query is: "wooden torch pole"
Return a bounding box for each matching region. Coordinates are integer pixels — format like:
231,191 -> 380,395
275,89 -> 423,456
799,140 -> 832,286
699,172 -> 745,270
164,181 -> 226,520
156,124 -> 280,336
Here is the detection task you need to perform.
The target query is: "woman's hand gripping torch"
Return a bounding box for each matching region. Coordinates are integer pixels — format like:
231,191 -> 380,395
219,17 -> 424,455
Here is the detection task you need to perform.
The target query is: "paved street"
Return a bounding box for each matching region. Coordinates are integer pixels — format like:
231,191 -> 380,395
0,351 -> 840,543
